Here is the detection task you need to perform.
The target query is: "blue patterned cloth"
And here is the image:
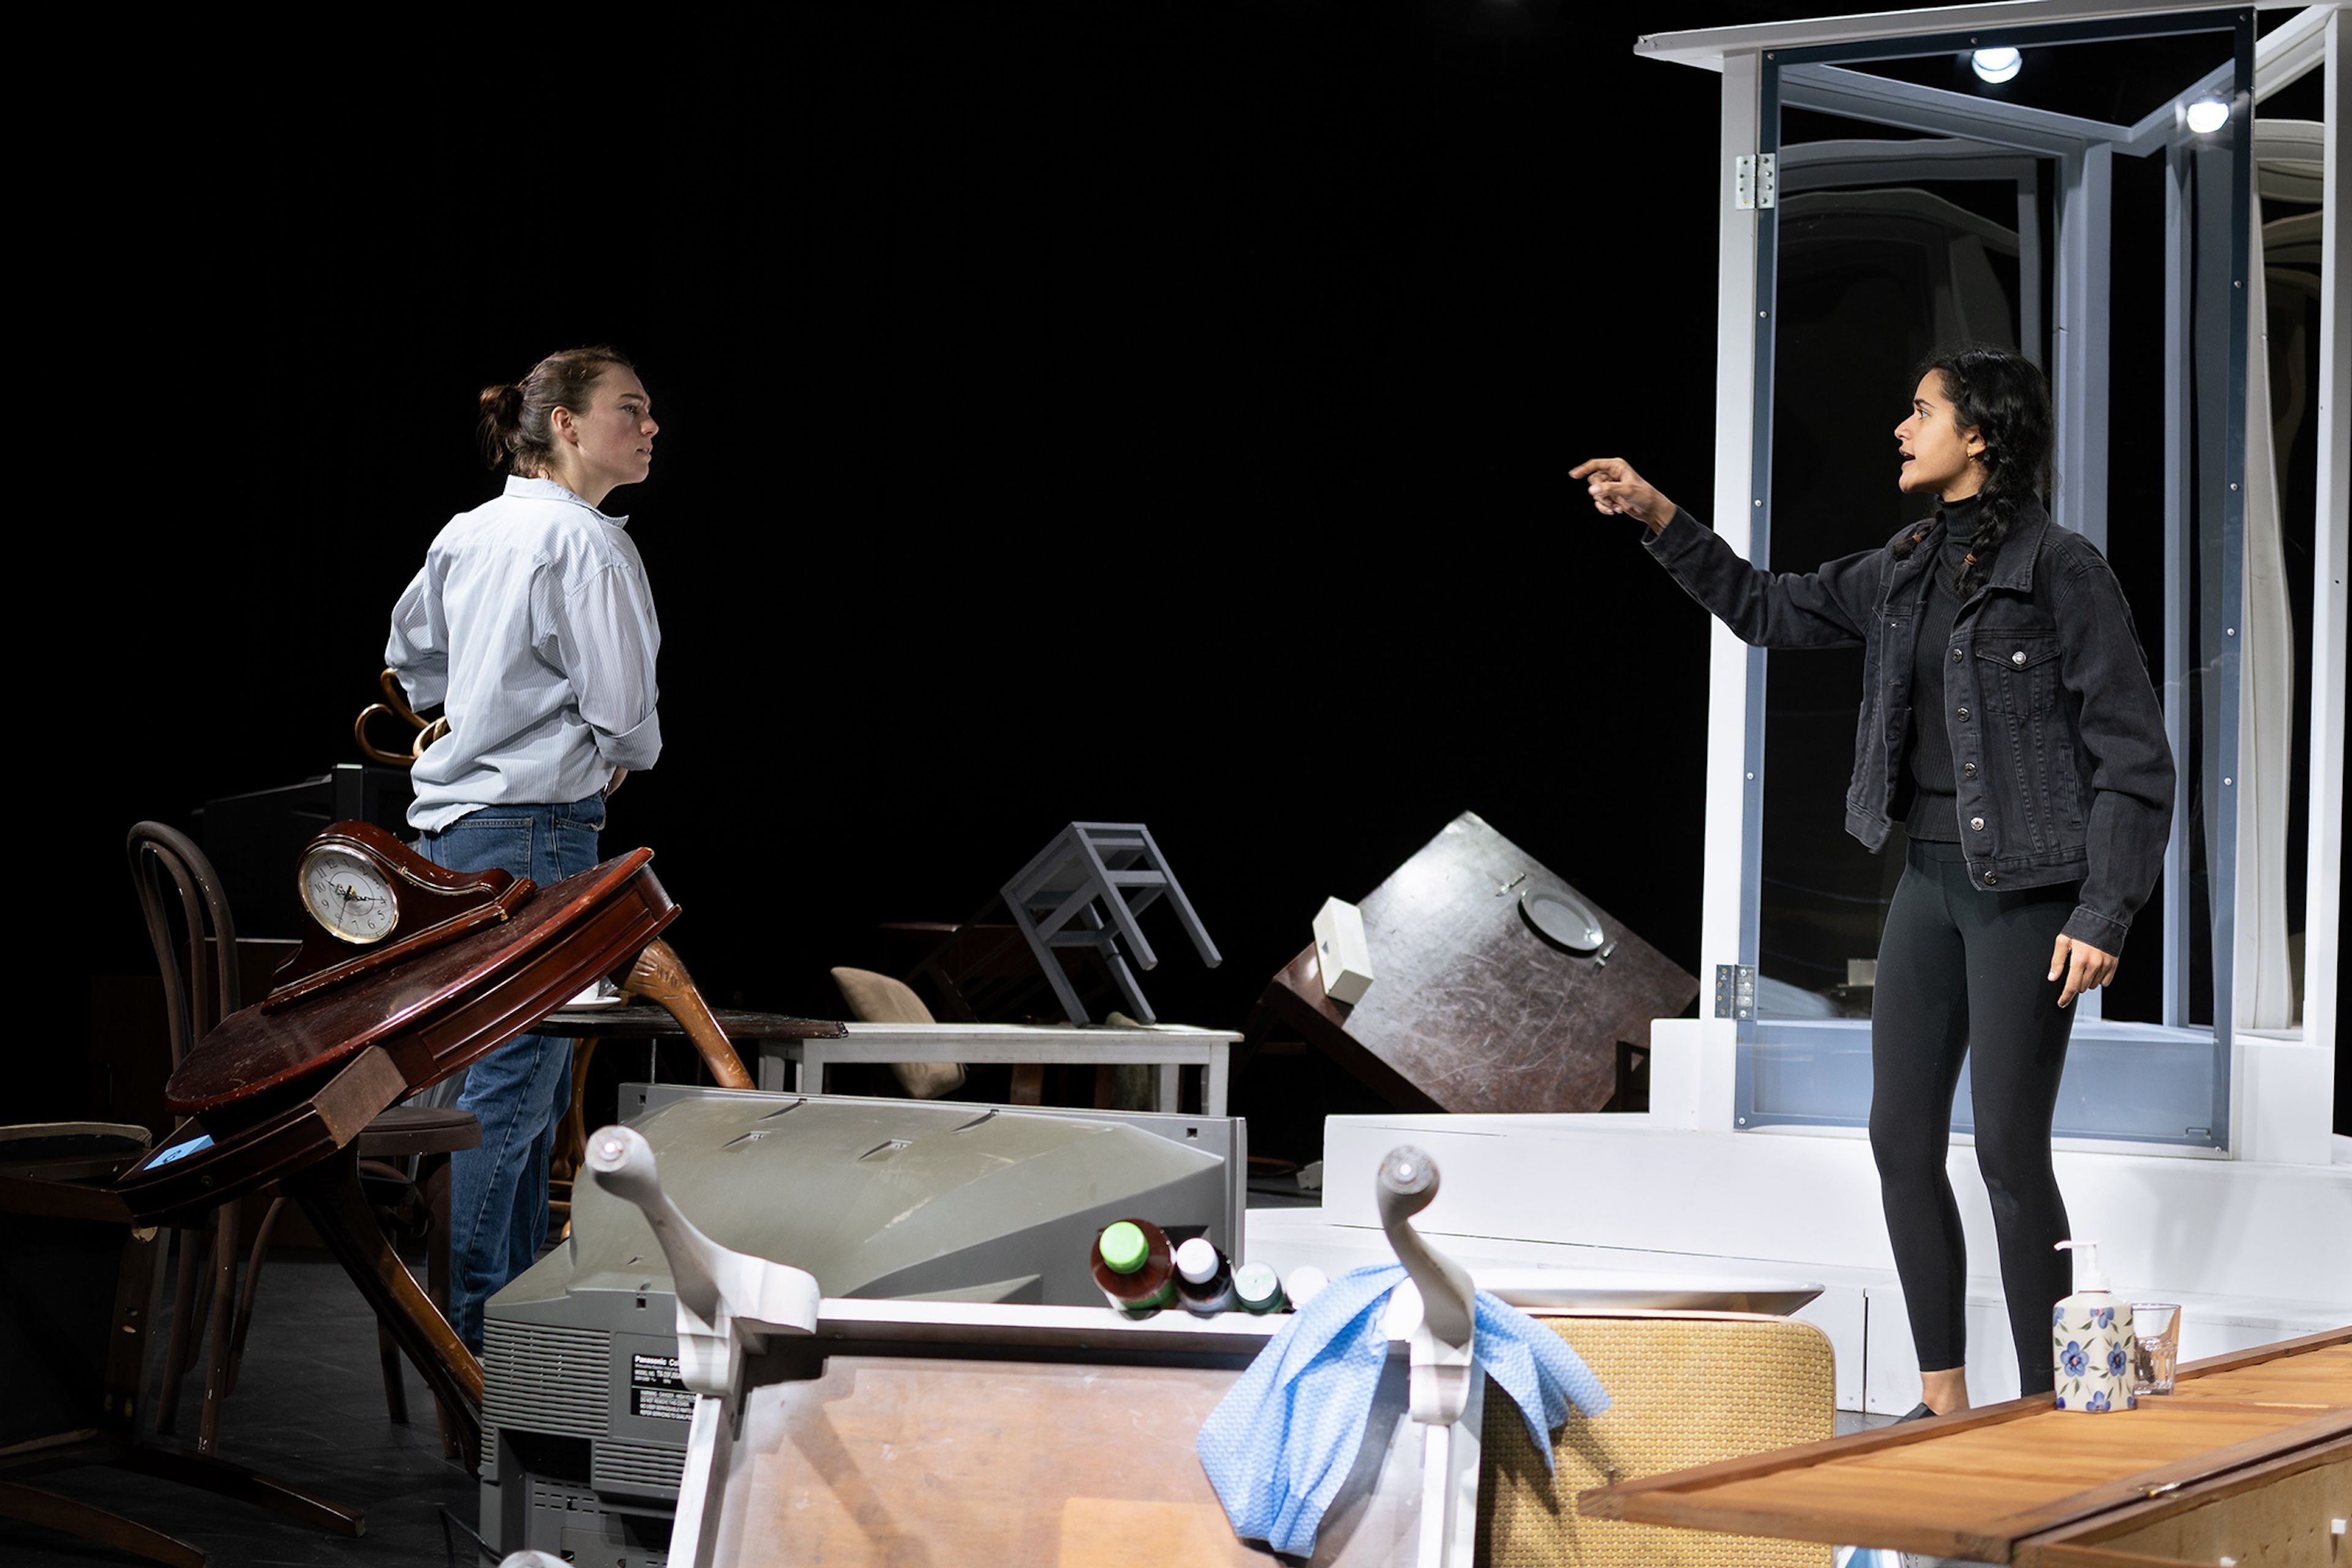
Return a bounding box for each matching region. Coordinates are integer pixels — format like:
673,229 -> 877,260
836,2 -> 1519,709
1195,1263 -> 1610,1556
1835,1548 -> 1901,1568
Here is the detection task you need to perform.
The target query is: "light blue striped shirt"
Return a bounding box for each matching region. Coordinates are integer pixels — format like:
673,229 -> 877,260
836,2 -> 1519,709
387,477 -> 663,832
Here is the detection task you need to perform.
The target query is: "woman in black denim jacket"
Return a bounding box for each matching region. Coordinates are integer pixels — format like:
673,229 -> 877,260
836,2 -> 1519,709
1575,347 -> 2173,1415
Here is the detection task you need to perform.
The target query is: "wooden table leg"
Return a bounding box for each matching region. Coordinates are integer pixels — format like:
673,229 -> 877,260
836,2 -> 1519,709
285,1147 -> 481,1470
618,939 -> 752,1090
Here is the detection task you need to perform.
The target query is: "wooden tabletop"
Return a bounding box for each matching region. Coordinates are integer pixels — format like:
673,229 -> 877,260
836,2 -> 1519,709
164,850 -> 671,1117
1580,1327 -> 2352,1563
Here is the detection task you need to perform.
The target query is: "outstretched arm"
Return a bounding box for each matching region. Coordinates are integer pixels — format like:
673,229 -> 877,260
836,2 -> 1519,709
1573,455 -> 1882,650
1572,456 -> 1678,534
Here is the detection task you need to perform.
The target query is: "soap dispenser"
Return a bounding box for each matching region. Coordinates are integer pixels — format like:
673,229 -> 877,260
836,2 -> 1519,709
2052,1240 -> 2137,1412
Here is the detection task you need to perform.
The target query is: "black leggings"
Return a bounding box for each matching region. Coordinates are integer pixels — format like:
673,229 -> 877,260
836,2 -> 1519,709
1869,838 -> 2079,1394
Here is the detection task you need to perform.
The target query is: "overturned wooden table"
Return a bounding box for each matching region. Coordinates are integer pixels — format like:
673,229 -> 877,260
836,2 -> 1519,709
1583,1326 -> 2351,1565
112,843 -> 753,1472
1244,812 -> 1698,1113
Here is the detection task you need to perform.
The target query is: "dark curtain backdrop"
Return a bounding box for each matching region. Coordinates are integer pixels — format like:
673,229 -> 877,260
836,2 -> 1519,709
38,2 -> 2342,1139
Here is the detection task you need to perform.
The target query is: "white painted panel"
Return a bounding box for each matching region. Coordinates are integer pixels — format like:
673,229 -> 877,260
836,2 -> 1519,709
1317,1115 -> 2352,1306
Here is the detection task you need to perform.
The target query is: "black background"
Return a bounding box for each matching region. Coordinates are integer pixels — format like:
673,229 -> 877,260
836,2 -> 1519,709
39,2 -> 2346,1144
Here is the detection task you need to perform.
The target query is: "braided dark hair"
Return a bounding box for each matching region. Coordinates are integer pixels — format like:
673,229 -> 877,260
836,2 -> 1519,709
1888,344 -> 2055,596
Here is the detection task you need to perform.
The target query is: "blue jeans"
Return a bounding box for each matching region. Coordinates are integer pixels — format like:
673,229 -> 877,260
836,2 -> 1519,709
415,794 -> 606,1348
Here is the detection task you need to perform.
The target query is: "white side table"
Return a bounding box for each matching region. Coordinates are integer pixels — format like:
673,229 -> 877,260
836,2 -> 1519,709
751,1022 -> 1238,1115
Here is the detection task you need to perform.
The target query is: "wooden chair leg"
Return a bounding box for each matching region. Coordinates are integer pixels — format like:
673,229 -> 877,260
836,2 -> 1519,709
197,1200 -> 243,1456
116,1439 -> 366,1538
1010,1064 -> 1046,1105
379,1318 -> 409,1425
222,1194 -> 287,1399
418,1151 -> 462,1460
0,1477 -> 205,1568
153,1228 -> 206,1435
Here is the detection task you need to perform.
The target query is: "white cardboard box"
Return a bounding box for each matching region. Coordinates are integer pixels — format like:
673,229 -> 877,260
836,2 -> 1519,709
1313,896 -> 1374,1005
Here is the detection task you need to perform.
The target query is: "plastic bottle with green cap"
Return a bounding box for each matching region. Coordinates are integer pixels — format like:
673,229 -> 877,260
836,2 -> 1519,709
1090,1218 -> 1177,1314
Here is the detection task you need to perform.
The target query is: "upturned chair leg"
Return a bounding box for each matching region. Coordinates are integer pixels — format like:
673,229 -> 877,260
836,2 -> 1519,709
418,1151 -> 462,1460
223,1194 -> 287,1398
197,1200 -> 243,1455
154,1229 -> 206,1435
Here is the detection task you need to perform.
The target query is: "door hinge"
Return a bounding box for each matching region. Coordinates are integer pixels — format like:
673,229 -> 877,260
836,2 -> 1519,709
1714,963 -> 1757,1020
1735,153 -> 1777,210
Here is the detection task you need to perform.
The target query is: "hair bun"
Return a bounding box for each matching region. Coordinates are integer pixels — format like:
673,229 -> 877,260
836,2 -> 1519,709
475,382 -> 527,469
472,347 -> 635,478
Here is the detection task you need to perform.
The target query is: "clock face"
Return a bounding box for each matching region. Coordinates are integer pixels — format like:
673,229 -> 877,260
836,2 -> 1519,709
300,844 -> 399,944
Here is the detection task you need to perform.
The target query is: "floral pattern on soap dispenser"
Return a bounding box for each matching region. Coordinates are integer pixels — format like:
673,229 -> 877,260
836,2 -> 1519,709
2052,1302 -> 2136,1412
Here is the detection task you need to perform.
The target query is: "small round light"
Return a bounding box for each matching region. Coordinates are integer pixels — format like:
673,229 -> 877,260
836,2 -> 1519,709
1971,47 -> 2022,84
2185,97 -> 2230,134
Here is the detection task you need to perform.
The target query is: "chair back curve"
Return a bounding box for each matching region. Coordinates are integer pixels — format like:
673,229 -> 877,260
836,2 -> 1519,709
126,820 -> 241,1069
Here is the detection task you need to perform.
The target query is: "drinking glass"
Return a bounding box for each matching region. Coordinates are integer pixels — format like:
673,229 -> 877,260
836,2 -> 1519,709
2132,1303 -> 2180,1395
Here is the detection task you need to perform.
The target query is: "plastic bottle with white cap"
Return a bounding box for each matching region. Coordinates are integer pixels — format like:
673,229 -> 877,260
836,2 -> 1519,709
1174,1236 -> 1240,1315
1283,1264 -> 1330,1310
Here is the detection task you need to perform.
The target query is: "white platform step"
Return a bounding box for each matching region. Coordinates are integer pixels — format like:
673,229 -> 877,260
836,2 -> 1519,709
1241,1115 -> 2351,1415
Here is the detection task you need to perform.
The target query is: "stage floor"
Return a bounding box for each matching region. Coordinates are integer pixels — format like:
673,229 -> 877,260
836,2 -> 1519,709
6,1251 -> 480,1568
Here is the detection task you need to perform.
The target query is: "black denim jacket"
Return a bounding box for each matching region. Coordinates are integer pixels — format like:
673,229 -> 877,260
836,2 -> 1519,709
1645,500 -> 2174,954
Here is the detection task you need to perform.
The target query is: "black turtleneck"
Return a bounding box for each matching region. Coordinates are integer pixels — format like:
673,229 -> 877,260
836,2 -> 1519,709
1898,492 -> 1986,841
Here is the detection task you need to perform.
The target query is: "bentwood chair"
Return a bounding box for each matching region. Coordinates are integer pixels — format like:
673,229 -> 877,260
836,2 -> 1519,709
126,821 -> 480,1455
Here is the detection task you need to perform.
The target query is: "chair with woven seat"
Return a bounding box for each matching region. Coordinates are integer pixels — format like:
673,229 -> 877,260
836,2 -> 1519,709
126,821 -> 479,1455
